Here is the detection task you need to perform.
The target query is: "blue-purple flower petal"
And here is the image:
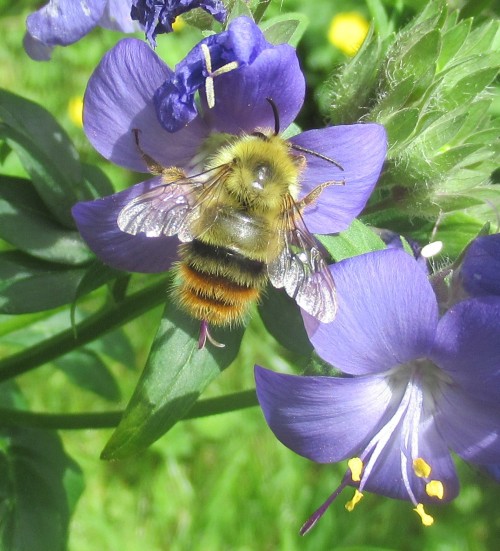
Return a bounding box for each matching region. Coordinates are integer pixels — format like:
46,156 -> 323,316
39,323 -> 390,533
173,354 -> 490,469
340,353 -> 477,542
459,234 -> 500,297
302,249 -> 439,375
436,385 -> 500,464
100,0 -> 139,32
72,177 -> 179,273
83,38 -> 208,172
154,17 -> 305,134
291,124 -> 387,234
430,297 -> 500,404
132,0 -> 226,47
255,366 -> 393,463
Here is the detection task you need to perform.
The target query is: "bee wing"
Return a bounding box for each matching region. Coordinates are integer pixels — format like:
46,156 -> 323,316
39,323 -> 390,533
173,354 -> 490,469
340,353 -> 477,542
267,195 -> 338,323
117,166 -> 229,242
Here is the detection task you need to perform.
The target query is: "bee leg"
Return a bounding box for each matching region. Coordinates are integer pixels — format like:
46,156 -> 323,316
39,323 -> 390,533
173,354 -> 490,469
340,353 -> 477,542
132,128 -> 167,175
198,320 -> 225,350
296,179 -> 346,210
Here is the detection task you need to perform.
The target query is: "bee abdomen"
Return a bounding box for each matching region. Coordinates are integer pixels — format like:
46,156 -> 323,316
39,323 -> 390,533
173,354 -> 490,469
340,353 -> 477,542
175,240 -> 267,326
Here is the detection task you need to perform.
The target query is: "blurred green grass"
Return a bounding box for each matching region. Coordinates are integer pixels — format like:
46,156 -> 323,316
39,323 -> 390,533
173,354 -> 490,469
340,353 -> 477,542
1,2 -> 500,550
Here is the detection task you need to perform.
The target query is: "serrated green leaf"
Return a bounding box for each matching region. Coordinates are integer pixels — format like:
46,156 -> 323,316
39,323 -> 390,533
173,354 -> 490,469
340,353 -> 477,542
261,13 -> 309,47
437,18 -> 472,70
0,89 -> 83,228
0,251 -> 87,314
53,349 -> 121,402
383,108 -> 420,154
370,77 -> 418,118
329,33 -> 390,124
440,67 -> 499,111
388,30 -> 440,85
0,175 -> 93,265
432,194 -> 485,212
458,19 -> 500,58
365,0 -> 392,38
101,304 -> 244,459
0,427 -> 84,551
316,219 -> 386,262
258,288 -> 313,357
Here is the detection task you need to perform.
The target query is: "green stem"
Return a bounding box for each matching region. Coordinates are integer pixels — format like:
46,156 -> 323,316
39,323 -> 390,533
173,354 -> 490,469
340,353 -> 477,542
0,279 -> 168,383
0,390 -> 258,430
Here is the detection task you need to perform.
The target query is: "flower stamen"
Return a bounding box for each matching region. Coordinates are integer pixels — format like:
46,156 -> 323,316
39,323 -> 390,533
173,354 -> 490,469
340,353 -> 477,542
201,43 -> 239,109
348,457 -> 363,482
414,503 -> 434,526
345,489 -> 364,511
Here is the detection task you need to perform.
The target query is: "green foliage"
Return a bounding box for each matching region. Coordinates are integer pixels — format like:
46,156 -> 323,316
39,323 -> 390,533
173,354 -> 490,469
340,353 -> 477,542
101,303 -> 244,459
0,1 -> 499,550
326,1 -> 500,248
0,383 -> 84,551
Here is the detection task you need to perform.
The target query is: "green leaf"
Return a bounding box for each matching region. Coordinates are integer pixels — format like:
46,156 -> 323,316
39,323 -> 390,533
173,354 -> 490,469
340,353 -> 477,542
437,17 -> 472,70
316,219 -> 386,262
258,287 -> 313,357
0,251 -> 87,314
0,89 -> 83,227
0,427 -> 84,551
261,13 -> 309,47
0,175 -> 93,265
53,349 -> 121,402
328,33 -> 391,125
383,108 -> 420,154
80,162 -> 114,199
101,304 -> 244,459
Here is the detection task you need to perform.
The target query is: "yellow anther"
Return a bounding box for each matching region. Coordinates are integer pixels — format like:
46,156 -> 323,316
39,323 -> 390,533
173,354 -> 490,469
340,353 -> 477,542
426,480 -> 444,500
414,504 -> 434,526
201,43 -> 239,109
347,457 -> 363,482
345,489 -> 364,512
172,17 -> 185,32
413,458 -> 432,478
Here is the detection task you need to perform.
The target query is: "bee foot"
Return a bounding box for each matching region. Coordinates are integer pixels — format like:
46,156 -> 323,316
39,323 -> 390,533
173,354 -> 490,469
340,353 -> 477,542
198,320 -> 225,349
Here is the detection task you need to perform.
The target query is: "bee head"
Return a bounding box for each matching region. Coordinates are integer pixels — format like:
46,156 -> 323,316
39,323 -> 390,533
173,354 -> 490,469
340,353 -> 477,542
225,134 -> 301,212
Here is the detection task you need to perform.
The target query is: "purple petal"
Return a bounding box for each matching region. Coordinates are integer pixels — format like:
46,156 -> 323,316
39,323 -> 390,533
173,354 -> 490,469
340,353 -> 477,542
290,124 -> 387,234
204,43 -> 305,134
436,385 -> 500,464
430,297 -> 500,404
255,366 -> 393,463
132,0 -> 226,46
302,249 -> 438,375
72,177 -> 179,273
23,31 -> 53,61
26,0 -> 106,47
84,38 -> 208,172
100,0 -> 138,32
459,234 -> 500,297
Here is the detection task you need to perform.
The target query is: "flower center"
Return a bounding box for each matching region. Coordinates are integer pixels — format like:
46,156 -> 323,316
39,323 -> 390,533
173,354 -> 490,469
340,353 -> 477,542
301,360 -> 450,534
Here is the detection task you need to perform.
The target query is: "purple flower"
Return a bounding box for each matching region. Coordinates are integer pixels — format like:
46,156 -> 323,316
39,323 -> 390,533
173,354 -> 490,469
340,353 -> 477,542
459,234 -> 500,297
72,17 -> 387,274
24,0 -> 138,61
131,0 -> 227,47
255,249 -> 500,530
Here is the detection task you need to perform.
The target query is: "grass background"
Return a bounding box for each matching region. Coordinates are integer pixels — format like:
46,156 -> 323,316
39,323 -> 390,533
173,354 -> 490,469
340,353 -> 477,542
1,1 -> 499,549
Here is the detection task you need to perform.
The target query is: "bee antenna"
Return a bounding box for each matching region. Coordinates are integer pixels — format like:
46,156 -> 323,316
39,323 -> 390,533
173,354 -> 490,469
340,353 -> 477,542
290,143 -> 344,171
266,97 -> 280,135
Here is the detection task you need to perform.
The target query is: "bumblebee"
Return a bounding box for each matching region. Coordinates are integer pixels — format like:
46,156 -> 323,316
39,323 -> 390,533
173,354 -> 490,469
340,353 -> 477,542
117,102 -> 341,347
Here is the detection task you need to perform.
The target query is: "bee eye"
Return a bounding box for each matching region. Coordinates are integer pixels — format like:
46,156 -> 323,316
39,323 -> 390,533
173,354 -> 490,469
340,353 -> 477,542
251,164 -> 270,191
